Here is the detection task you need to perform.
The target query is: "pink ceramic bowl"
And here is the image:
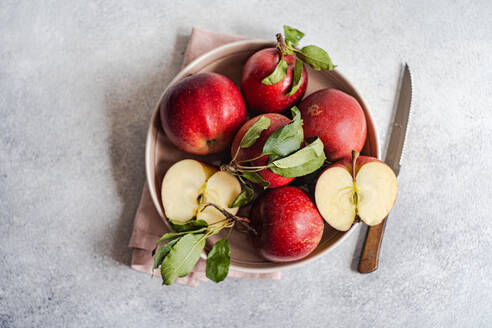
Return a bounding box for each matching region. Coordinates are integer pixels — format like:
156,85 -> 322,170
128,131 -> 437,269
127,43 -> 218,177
145,40 -> 379,273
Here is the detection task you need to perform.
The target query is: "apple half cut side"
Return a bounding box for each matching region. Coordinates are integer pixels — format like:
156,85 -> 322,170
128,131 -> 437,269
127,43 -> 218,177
315,154 -> 398,231
161,159 -> 241,225
197,171 -> 242,224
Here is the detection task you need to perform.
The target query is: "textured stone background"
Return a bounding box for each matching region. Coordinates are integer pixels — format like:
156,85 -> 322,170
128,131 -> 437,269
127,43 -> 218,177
1,1 -> 491,327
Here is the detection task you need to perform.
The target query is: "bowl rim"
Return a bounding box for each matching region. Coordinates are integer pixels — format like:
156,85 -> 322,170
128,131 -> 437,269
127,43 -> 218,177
145,39 -> 379,273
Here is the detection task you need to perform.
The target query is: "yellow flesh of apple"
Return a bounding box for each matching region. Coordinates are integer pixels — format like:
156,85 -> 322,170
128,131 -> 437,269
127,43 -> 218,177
356,162 -> 398,225
315,162 -> 398,231
315,167 -> 356,231
161,159 -> 216,223
197,171 -> 242,225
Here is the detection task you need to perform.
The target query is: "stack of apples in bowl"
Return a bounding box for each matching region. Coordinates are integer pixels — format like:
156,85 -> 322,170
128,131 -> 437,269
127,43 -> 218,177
147,26 -> 398,285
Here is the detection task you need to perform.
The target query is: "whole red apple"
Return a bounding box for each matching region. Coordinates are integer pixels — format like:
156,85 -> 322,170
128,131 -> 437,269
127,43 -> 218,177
299,88 -> 367,161
160,72 -> 247,155
241,48 -> 308,114
231,113 -> 295,188
249,186 -> 324,262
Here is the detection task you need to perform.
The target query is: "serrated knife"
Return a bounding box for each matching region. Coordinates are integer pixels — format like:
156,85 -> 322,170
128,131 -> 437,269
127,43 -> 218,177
358,63 -> 412,273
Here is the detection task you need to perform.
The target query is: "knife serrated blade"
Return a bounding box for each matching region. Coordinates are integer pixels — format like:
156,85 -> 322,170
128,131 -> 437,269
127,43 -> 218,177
358,63 -> 412,273
385,63 -> 412,175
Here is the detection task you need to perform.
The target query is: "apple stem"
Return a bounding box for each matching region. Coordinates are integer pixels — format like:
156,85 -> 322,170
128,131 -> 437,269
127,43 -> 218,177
223,161 -> 267,174
237,154 -> 266,164
201,203 -> 257,235
276,33 -> 285,53
226,226 -> 234,239
236,164 -> 268,172
231,145 -> 241,163
351,150 -> 359,181
220,163 -> 238,173
276,33 -> 293,56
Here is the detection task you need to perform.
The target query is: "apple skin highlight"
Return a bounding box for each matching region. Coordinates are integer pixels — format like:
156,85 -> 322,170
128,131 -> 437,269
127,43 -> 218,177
160,72 -> 247,155
241,48 -> 308,114
299,88 -> 367,162
250,186 -> 324,262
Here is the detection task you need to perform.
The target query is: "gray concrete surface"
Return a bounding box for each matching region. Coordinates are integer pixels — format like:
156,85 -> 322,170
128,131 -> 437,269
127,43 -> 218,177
1,1 -> 491,327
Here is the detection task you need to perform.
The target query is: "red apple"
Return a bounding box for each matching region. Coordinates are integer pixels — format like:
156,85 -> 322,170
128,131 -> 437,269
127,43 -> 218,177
231,113 -> 295,188
241,48 -> 308,114
315,152 -> 398,231
299,88 -> 367,161
249,186 -> 324,262
160,72 -> 247,155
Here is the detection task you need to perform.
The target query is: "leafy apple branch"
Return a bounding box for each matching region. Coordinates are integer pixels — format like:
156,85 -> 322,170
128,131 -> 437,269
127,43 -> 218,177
223,106 -> 326,207
261,25 -> 336,94
152,203 -> 258,285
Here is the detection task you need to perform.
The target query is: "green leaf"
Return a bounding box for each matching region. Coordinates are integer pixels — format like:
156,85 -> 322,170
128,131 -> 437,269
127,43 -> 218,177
160,233 -> 206,285
297,45 -> 335,71
152,238 -> 180,271
230,183 -> 254,208
286,58 -> 303,96
206,238 -> 231,283
271,137 -> 324,168
262,106 -> 303,161
269,137 -> 326,177
242,171 -> 270,188
169,219 -> 208,232
271,153 -> 326,177
239,116 -> 271,148
283,25 -> 305,46
261,58 -> 288,85
291,105 -> 301,121
155,227 -> 207,246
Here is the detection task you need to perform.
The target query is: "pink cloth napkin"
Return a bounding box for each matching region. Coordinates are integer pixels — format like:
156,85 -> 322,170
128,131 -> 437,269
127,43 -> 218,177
128,28 -> 281,286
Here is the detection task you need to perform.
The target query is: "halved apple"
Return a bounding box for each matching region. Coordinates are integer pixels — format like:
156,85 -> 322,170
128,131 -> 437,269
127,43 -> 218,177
161,159 -> 241,225
197,171 -> 242,224
315,152 -> 398,231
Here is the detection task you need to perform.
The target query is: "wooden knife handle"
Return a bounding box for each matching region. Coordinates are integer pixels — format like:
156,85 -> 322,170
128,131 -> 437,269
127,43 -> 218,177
358,216 -> 388,273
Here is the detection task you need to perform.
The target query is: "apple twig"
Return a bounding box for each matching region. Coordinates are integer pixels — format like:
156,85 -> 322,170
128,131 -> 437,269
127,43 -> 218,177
351,150 -> 359,180
201,203 -> 257,235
